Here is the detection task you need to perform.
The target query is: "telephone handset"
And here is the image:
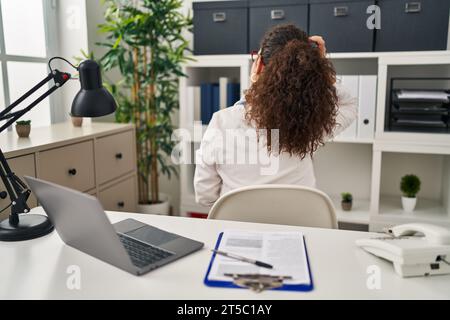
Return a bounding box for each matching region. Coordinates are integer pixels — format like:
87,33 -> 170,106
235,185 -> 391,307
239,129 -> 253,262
356,223 -> 450,277
387,223 -> 450,245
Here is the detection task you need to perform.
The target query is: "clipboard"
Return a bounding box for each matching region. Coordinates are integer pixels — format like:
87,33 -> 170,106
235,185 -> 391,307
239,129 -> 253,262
204,232 -> 314,292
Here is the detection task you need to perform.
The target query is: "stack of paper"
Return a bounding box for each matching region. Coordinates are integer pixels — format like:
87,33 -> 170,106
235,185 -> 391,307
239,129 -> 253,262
396,90 -> 449,102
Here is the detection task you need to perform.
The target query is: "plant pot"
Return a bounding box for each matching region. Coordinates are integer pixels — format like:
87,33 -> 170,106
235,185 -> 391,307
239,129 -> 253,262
71,116 -> 83,127
341,201 -> 352,211
401,196 -> 417,213
138,193 -> 170,215
16,124 -> 31,138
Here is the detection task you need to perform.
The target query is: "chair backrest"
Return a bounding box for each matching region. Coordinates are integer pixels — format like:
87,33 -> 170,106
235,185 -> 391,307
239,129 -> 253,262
208,185 -> 338,229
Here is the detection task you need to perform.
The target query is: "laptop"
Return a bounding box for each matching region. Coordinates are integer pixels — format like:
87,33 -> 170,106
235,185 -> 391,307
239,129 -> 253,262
25,176 -> 204,276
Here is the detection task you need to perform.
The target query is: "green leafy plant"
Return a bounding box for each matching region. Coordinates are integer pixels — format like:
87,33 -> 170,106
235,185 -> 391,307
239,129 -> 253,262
16,120 -> 31,125
341,192 -> 353,203
400,174 -> 421,198
97,0 -> 192,204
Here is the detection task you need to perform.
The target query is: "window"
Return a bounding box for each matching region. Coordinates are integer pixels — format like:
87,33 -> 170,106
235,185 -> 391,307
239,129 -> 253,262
0,0 -> 57,128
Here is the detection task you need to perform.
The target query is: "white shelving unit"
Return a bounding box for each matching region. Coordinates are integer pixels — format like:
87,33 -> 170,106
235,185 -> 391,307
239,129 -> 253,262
178,51 -> 450,231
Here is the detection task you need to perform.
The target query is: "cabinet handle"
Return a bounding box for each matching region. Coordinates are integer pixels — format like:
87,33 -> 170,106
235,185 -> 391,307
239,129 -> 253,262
115,152 -> 123,159
117,201 -> 125,208
363,119 -> 369,125
68,168 -> 77,176
271,9 -> 285,20
212,12 -> 226,22
405,2 -> 421,13
0,191 -> 7,199
334,6 -> 348,17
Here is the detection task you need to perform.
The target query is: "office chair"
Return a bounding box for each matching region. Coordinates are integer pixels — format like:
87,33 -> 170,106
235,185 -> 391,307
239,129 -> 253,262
208,184 -> 338,229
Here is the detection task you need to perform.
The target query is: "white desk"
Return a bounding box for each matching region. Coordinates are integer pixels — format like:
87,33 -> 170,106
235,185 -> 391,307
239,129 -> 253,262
1,207 -> 449,299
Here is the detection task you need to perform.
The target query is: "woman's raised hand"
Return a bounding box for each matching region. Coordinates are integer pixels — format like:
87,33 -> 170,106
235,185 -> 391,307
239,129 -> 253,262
309,35 -> 327,58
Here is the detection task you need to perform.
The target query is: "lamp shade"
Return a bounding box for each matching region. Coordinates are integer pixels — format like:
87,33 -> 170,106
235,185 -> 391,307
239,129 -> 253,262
71,60 -> 117,117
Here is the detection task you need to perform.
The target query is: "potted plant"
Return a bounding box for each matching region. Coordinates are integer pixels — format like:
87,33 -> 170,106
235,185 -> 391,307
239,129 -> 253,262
70,113 -> 83,127
341,192 -> 353,211
400,174 -> 421,212
97,0 -> 192,215
15,120 -> 31,138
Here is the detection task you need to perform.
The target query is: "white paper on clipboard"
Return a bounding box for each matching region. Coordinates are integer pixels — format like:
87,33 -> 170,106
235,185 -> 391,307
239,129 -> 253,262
207,230 -> 311,286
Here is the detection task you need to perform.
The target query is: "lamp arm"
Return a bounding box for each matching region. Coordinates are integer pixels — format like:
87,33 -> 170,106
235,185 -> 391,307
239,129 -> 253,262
0,73 -> 53,124
0,69 -> 71,130
0,69 -> 71,225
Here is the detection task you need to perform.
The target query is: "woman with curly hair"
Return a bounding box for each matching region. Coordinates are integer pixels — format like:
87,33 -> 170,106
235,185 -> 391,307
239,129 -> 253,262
194,24 -> 357,207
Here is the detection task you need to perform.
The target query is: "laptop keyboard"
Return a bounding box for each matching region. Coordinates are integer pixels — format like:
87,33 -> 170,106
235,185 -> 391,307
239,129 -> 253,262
118,233 -> 174,268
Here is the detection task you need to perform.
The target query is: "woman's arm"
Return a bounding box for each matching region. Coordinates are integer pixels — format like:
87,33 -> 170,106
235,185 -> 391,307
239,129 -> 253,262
194,113 -> 223,207
332,82 -> 358,137
309,35 -> 358,137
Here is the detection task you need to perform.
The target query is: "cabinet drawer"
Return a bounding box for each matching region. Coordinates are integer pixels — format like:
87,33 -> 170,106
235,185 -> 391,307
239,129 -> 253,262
249,0 -> 308,51
309,0 -> 375,53
375,0 -> 450,51
98,176 -> 137,212
0,154 -> 37,221
194,1 -> 248,55
38,141 -> 95,192
96,130 -> 135,185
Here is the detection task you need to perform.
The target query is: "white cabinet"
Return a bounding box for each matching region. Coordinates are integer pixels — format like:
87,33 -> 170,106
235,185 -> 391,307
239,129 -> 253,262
0,122 -> 138,221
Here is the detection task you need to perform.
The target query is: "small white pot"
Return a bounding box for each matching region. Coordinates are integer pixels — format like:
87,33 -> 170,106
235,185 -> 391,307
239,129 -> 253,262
138,193 -> 170,215
401,196 -> 417,213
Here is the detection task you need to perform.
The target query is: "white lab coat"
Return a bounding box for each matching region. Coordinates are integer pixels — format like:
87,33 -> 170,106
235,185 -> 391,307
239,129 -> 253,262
194,84 -> 357,207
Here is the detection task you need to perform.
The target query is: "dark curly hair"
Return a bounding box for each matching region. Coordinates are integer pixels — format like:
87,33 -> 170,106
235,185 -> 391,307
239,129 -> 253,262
245,24 -> 338,159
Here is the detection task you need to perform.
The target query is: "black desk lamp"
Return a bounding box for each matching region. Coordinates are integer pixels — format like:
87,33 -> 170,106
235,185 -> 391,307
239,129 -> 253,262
0,57 -> 117,241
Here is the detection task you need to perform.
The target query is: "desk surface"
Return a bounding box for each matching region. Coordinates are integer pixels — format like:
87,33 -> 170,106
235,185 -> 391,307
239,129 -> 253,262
1,208 -> 449,300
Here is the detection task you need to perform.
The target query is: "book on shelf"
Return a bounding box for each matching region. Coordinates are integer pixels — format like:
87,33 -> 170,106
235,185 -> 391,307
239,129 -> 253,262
200,80 -> 241,125
212,84 -> 220,116
187,86 -> 201,126
227,82 -> 240,106
188,212 -> 208,219
200,83 -> 217,125
219,77 -> 228,109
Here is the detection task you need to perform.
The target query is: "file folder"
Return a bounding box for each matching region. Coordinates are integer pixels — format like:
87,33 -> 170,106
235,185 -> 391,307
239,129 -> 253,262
358,75 -> 377,139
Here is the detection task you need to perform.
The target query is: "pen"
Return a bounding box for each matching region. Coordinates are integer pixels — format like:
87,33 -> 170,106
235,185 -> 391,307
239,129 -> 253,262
211,249 -> 273,269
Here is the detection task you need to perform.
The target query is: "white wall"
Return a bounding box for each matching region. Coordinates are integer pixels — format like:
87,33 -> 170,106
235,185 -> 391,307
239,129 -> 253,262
314,143 -> 372,200
54,0 -> 89,123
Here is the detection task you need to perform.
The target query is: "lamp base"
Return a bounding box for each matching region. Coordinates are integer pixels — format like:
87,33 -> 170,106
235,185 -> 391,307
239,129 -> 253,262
0,214 -> 54,241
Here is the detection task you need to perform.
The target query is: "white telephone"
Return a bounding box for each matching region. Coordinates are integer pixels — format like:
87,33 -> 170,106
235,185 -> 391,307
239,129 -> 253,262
356,223 -> 450,277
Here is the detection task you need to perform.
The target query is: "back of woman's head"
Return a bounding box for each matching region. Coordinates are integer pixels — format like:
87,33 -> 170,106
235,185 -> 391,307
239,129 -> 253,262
245,24 -> 338,159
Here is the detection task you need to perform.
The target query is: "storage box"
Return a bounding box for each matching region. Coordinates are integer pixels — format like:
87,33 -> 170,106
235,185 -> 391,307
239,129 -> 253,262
193,1 -> 249,55
309,0 -> 375,52
248,0 -> 309,51
375,0 -> 450,52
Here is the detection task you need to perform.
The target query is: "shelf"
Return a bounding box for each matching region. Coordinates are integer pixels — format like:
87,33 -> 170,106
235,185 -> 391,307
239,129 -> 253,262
378,196 -> 450,224
184,55 -> 250,68
374,133 -> 450,155
190,51 -> 450,63
181,195 -> 450,226
330,196 -> 370,225
329,137 -> 374,144
180,193 -> 370,225
180,195 -> 209,217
